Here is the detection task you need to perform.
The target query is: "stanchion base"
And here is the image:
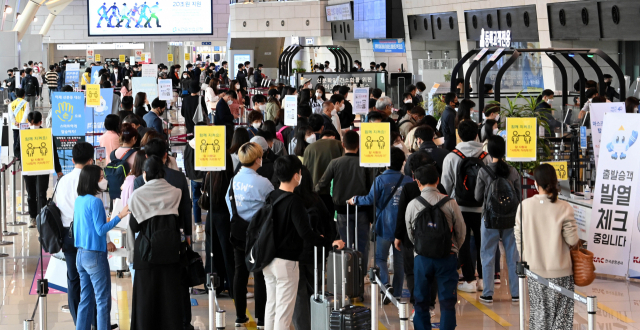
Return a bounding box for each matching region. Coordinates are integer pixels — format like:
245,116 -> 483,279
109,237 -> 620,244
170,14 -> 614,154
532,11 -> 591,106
7,222 -> 27,226
17,212 -> 28,216
0,253 -> 8,257
0,241 -> 12,246
3,231 -> 17,236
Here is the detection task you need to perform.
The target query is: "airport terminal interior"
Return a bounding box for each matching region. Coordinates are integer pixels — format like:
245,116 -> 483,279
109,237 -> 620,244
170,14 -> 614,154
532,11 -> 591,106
0,0 -> 640,329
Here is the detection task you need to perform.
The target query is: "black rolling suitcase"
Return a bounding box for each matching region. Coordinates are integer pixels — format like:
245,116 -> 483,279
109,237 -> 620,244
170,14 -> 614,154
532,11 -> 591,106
329,249 -> 371,330
327,206 -> 365,300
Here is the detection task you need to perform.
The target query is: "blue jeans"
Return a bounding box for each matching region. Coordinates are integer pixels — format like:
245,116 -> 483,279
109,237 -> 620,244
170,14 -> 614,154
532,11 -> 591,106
9,91 -> 16,101
336,210 -> 370,276
414,254 -> 458,330
76,249 -> 112,330
191,180 -> 203,224
48,86 -> 57,102
480,220 -> 519,297
375,236 -> 403,293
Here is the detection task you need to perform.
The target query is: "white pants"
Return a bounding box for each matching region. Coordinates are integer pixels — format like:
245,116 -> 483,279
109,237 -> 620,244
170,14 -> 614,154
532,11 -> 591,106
263,258 -> 299,330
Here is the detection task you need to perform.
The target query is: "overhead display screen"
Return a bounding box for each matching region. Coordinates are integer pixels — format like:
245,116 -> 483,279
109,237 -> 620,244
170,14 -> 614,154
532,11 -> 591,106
353,0 -> 386,39
326,3 -> 352,21
88,0 -> 213,36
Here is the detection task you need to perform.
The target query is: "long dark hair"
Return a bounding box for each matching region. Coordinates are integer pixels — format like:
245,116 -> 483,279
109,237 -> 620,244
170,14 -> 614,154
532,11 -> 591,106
229,128 -> 250,154
455,99 -> 474,127
482,119 -> 497,142
294,166 -> 321,208
486,135 -> 510,178
134,92 -> 147,109
534,163 -> 559,203
77,165 -> 103,196
130,150 -> 146,177
293,126 -> 311,157
143,155 -> 165,180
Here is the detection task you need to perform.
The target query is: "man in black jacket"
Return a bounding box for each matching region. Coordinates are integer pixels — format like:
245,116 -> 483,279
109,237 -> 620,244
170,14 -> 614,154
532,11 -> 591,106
133,138 -> 193,330
236,63 -> 247,90
254,64 -> 263,86
5,69 -> 16,100
440,92 -> 458,151
214,91 -> 236,148
180,81 -> 208,140
337,86 -> 355,128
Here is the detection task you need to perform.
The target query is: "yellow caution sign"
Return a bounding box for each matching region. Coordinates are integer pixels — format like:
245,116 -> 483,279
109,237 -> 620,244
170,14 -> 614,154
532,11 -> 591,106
95,54 -> 101,62
359,122 -> 391,167
20,128 -> 55,175
141,53 -> 146,62
168,54 -> 174,62
542,161 -> 569,181
185,53 -> 191,62
194,125 -> 226,171
506,117 -> 537,162
86,84 -> 100,106
119,54 -> 126,63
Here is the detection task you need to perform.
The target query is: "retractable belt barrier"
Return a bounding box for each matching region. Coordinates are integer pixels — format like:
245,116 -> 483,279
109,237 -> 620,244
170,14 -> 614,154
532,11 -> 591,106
373,274 -> 410,330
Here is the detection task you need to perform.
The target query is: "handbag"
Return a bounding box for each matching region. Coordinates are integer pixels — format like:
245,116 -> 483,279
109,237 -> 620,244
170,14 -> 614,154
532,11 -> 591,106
192,95 -> 209,125
570,240 -> 596,286
197,173 -> 211,211
185,244 -> 206,287
228,178 -> 249,249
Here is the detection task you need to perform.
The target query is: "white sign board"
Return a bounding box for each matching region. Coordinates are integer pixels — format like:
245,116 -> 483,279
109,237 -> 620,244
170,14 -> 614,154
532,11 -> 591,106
590,102 -> 625,166
157,79 -> 173,101
352,87 -> 369,115
66,63 -> 80,72
479,29 -> 512,48
283,95 -> 297,126
589,113 -> 639,277
141,64 -> 157,78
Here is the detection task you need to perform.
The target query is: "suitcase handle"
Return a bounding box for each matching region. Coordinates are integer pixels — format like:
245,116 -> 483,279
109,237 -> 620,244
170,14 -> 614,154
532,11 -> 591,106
345,204 -> 358,250
322,246 -> 325,300
314,246 -> 318,301
333,247 -> 337,310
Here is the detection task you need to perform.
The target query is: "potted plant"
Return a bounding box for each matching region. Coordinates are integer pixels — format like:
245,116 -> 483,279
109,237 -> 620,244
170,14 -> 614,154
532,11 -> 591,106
292,60 -> 306,73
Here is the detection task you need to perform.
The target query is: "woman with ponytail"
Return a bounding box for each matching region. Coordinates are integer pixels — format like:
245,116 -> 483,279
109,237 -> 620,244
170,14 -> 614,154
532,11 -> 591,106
474,135 -> 521,303
514,163 -> 579,330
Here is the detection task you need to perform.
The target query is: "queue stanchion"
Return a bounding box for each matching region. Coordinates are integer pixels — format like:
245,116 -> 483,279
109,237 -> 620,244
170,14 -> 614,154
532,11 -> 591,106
206,171 -> 225,330
369,268 -> 379,330
1,162 -> 17,240
19,176 -> 28,215
8,161 -> 26,226
587,296 -> 597,330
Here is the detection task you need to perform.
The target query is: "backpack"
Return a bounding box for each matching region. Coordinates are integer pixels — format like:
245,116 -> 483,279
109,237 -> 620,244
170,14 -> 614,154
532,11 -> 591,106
412,196 -> 454,258
24,77 -> 37,96
36,184 -> 64,254
452,149 -> 487,207
104,149 -> 137,199
138,214 -> 181,264
482,167 -> 520,229
244,192 -> 291,272
276,126 -> 288,143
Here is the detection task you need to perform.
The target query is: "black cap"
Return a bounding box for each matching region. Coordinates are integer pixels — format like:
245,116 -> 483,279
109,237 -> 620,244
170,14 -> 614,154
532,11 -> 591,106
603,74 -> 613,79
339,86 -> 350,95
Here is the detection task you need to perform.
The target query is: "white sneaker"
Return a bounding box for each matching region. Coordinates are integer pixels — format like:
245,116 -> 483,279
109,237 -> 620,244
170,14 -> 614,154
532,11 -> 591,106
429,306 -> 435,317
246,292 -> 254,298
457,281 -> 476,293
410,310 -> 415,322
196,224 -> 205,233
477,280 -> 484,292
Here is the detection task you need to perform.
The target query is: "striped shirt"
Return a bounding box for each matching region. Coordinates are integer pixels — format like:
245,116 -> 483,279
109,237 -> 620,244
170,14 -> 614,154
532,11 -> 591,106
45,71 -> 58,88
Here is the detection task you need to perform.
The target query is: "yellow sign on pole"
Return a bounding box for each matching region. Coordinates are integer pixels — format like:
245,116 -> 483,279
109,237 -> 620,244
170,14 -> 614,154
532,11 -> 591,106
141,53 -> 146,61
185,53 -> 191,62
542,161 -> 569,181
95,54 -> 101,62
359,122 -> 391,167
20,128 -> 55,175
506,117 -> 537,162
194,125 -> 226,171
119,54 -> 126,63
86,84 -> 100,106
168,54 -> 174,62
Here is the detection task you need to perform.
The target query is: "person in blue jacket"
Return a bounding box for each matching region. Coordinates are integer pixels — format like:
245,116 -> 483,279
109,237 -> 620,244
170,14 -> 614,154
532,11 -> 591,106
106,2 -> 120,28
135,2 -> 150,28
74,165 -> 130,330
348,147 -> 412,304
96,3 -> 108,28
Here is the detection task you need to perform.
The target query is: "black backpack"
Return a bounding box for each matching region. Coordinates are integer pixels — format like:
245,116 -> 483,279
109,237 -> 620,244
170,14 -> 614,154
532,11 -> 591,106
412,196 -> 454,258
36,184 -> 64,254
452,149 -> 487,207
104,149 -> 137,199
482,167 -> 520,229
244,192 -> 291,272
138,214 -> 181,265
24,77 -> 37,96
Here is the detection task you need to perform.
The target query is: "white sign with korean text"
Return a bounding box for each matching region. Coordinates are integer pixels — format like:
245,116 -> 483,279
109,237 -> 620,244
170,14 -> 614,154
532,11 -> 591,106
590,102 -> 625,166
283,95 -> 297,126
141,64 -> 157,78
589,113 -> 639,277
352,87 -> 369,115
157,79 -> 173,101
479,29 -> 511,48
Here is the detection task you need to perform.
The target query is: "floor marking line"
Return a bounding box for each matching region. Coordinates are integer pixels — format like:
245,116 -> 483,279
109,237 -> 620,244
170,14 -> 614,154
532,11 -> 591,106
117,290 -> 131,330
575,290 -> 635,323
457,291 -> 513,327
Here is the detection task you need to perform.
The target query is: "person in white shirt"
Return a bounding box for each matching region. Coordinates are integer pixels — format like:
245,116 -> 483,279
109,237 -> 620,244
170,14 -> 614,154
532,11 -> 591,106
55,142 -> 112,327
324,61 -> 333,72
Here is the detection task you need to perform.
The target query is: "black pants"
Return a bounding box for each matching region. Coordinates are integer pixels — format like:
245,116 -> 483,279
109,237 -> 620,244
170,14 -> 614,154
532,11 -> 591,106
13,129 -> 20,160
62,227 -> 97,326
181,267 -> 193,330
459,212 -> 482,282
205,209 -> 235,296
319,194 -> 335,219
24,174 -> 49,219
233,247 -> 266,324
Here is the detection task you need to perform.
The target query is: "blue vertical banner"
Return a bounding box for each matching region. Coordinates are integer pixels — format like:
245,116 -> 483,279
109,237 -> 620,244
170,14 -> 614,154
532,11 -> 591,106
580,126 -> 587,149
85,87 -> 113,135
52,92 -> 86,136
64,70 -> 80,85
91,66 -> 102,84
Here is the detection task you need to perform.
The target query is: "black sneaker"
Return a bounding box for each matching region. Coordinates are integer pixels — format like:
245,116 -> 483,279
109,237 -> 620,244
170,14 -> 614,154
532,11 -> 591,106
235,317 -> 249,327
512,296 -> 519,302
382,284 -> 394,305
479,295 -> 493,303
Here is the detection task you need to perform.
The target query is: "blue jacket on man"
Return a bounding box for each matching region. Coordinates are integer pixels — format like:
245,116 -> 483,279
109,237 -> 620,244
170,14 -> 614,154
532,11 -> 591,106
143,110 -> 164,138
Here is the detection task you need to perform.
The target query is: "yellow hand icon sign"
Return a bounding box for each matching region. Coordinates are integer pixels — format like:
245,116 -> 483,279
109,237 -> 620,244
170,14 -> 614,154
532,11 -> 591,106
56,102 -> 74,122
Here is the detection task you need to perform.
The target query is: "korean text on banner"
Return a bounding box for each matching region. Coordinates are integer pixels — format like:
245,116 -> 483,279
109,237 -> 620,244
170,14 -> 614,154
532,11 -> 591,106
141,64 -> 156,78
119,54 -> 126,63
20,128 -> 55,176
283,95 -> 297,126
360,122 -> 391,167
352,87 -> 369,115
541,161 -> 569,181
506,117 -> 537,162
589,113 -> 639,277
51,92 -> 86,137
86,88 -> 113,135
64,70 -> 80,85
132,77 -> 158,103
85,84 -> 101,106
95,54 -> 101,62
168,54 -> 174,62
194,125 -> 226,171
590,102 -> 625,166
158,79 -> 173,101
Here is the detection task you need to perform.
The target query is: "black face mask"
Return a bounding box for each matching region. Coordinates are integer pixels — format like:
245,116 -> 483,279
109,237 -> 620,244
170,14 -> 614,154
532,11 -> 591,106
605,81 -> 611,86
370,66 -> 375,70
454,102 -> 460,108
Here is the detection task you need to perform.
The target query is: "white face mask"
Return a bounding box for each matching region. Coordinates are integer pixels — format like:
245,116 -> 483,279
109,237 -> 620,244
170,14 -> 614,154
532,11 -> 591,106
183,75 -> 188,79
235,84 -> 240,89
547,98 -> 553,104
495,114 -> 500,121
493,128 -> 499,135
297,174 -> 302,186
125,64 -> 130,68
227,100 -> 233,105
394,143 -> 404,150
276,95 -> 280,100
339,103 -> 345,111
98,178 -> 109,191
252,122 -> 261,129
316,92 -> 322,98
404,99 -> 412,104
305,134 -> 316,144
